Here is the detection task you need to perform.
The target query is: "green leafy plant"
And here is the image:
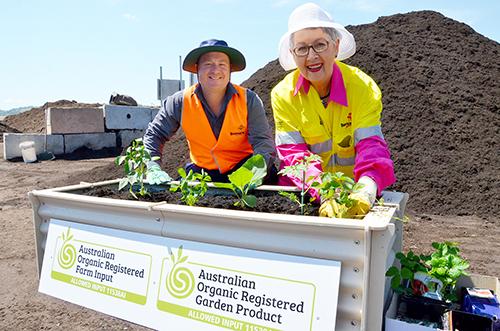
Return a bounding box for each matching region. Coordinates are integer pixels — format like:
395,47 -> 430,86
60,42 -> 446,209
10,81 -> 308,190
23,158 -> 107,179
115,138 -> 158,199
214,154 -> 267,208
278,154 -> 321,215
169,168 -> 211,206
386,241 -> 469,302
386,250 -> 429,296
312,171 -> 364,218
423,242 -> 470,302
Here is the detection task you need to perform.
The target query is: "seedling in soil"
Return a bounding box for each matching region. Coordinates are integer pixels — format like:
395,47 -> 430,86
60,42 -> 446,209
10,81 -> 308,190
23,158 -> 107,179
115,138 -> 158,199
278,154 -> 321,215
214,154 -> 267,208
312,171 -> 364,218
170,168 -> 211,206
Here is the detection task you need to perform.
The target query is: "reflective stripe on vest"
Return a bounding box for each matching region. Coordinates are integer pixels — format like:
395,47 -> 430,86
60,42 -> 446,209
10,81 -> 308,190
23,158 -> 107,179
327,154 -> 356,167
354,125 -> 384,145
275,131 -> 305,145
181,84 -> 253,173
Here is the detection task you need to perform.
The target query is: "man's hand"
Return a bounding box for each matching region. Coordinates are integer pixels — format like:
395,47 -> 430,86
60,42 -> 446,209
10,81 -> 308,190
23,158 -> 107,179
146,163 -> 172,185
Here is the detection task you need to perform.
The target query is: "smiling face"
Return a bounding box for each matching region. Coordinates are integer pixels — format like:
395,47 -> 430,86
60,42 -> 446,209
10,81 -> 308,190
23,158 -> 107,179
196,52 -> 231,93
291,28 -> 339,90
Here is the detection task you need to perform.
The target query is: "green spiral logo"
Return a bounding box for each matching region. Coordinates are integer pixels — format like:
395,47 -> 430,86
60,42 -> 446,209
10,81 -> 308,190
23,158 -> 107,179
165,246 -> 195,299
58,228 -> 76,269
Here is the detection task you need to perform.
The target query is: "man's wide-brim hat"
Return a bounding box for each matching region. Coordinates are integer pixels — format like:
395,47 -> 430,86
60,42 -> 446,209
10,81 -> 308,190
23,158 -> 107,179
278,2 -> 356,71
183,39 -> 246,73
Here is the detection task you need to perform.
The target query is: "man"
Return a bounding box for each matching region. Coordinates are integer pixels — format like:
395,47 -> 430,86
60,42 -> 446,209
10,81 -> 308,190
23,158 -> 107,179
143,39 -> 276,184
272,3 -> 395,217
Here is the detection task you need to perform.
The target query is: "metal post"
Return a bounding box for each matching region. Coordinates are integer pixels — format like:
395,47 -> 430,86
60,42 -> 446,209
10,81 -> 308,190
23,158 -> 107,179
179,55 -> 182,91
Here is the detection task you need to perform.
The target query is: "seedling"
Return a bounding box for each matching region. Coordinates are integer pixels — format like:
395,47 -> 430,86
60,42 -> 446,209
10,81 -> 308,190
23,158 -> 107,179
312,171 -> 364,218
386,241 -> 469,302
115,138 -> 158,199
278,191 -> 314,215
423,242 -> 470,302
170,168 -> 211,206
386,250 -> 429,296
278,154 -> 321,215
214,154 -> 267,208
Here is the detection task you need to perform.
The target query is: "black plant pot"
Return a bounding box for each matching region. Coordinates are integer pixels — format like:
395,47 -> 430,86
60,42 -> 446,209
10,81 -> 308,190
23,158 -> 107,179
398,294 -> 454,325
451,309 -> 497,331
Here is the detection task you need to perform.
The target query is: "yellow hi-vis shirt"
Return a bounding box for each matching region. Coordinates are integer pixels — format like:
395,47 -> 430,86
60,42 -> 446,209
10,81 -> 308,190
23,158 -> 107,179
271,61 -> 384,178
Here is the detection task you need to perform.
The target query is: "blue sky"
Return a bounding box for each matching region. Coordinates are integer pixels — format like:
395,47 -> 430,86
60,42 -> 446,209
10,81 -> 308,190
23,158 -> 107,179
1,0 -> 498,110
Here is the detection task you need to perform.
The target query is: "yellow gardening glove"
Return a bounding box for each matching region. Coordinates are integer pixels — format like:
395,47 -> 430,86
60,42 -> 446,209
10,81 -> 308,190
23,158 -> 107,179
345,193 -> 372,219
320,176 -> 378,219
319,199 -> 349,218
346,176 -> 378,219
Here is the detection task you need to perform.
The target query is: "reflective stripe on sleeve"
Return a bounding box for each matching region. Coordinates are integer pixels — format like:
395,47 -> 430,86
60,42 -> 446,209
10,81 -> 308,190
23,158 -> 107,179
309,139 -> 332,154
327,154 -> 356,168
276,131 -> 305,145
354,125 -> 384,145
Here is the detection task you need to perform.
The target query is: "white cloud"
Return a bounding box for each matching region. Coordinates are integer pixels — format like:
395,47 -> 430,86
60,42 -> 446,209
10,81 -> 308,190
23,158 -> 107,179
122,13 -> 137,21
272,0 -> 293,8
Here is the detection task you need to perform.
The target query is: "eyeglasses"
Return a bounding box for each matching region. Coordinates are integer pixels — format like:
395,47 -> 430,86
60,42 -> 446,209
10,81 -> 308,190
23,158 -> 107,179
292,39 -> 330,57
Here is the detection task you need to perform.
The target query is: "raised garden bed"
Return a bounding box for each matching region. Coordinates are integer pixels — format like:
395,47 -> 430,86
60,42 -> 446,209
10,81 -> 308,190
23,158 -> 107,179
30,178 -> 408,330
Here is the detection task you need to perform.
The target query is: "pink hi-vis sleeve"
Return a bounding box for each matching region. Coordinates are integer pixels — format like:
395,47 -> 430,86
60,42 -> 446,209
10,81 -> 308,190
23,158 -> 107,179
354,136 -> 396,195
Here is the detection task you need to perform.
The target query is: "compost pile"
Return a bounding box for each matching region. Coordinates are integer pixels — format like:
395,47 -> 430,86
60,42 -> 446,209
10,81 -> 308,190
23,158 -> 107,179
0,100 -> 101,142
3,11 -> 499,219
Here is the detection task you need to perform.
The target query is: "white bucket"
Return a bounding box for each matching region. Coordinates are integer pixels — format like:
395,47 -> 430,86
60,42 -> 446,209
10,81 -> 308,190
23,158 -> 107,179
19,141 -> 37,163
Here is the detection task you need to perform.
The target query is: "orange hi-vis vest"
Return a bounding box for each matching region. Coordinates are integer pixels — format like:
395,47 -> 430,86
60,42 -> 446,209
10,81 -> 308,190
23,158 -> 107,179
181,84 -> 253,173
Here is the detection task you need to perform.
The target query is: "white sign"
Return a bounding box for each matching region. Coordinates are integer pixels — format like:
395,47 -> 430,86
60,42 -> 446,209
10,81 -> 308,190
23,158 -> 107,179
40,219 -> 341,330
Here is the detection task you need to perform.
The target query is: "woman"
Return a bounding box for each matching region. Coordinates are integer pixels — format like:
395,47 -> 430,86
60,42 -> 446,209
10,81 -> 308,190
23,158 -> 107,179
271,3 -> 395,217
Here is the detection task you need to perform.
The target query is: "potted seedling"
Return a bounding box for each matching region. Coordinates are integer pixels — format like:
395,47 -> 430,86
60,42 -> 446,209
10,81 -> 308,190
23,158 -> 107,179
169,168 -> 211,206
115,138 -> 159,199
213,154 -> 267,208
386,241 -> 470,329
387,241 -> 470,302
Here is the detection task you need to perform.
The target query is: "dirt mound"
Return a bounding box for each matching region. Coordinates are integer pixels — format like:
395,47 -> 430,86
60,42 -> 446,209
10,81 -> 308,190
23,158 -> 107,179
0,122 -> 21,137
0,100 -> 102,142
241,10 -> 500,219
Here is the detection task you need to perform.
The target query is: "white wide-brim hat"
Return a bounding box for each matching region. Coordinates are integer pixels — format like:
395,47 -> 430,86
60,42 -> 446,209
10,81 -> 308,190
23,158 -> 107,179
278,2 -> 356,71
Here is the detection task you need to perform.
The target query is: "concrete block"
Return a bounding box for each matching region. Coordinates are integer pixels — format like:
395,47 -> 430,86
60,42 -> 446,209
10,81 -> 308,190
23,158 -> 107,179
104,105 -> 155,130
157,79 -> 184,100
151,107 -> 160,122
46,107 -> 104,134
64,132 -> 116,154
117,130 -> 145,148
3,133 -> 64,160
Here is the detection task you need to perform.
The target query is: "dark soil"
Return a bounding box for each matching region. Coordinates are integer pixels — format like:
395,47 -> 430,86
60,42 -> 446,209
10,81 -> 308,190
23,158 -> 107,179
2,11 -> 499,221
82,185 -> 316,216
